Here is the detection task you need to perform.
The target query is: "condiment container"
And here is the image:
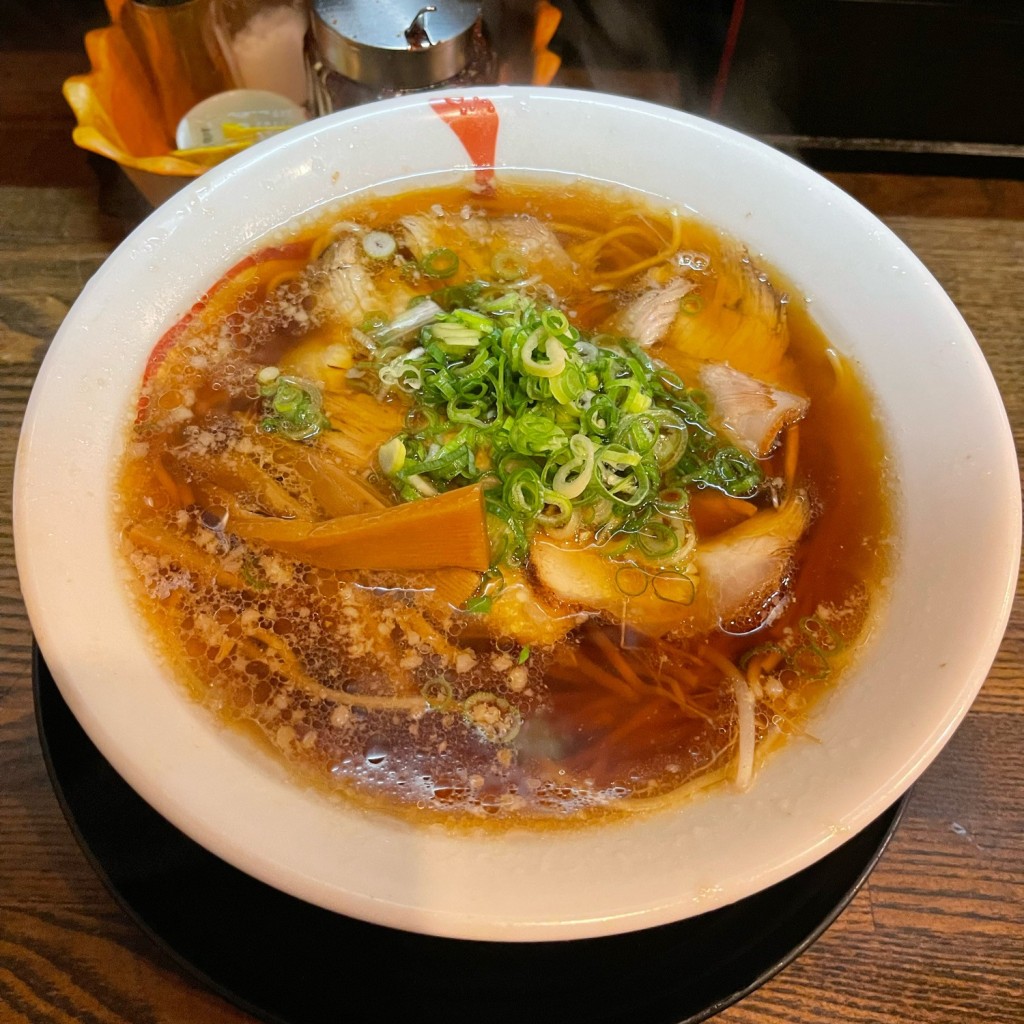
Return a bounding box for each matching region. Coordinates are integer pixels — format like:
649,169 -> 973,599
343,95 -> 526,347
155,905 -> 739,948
213,0 -> 311,108
307,0 -> 496,113
130,0 -> 235,140
175,88 -> 307,151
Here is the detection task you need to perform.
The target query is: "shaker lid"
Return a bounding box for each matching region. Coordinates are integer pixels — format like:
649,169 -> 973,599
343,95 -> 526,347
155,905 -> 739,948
312,0 -> 482,90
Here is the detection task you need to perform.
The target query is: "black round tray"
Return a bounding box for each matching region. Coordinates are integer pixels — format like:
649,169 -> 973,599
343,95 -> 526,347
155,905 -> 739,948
34,646 -> 906,1024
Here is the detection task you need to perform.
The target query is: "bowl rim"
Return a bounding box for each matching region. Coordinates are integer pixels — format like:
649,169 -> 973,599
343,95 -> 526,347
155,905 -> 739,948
14,86 -> 1021,941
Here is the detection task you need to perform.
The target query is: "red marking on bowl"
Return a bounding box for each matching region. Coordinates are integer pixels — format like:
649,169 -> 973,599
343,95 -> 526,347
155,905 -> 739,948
137,241 -> 312,420
430,97 -> 499,191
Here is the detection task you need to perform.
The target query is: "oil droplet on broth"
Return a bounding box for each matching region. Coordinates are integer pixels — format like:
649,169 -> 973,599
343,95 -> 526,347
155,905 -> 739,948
364,739 -> 388,767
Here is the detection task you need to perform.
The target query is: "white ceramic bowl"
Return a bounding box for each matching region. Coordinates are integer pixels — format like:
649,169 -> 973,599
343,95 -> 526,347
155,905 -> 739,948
15,87 -> 1020,942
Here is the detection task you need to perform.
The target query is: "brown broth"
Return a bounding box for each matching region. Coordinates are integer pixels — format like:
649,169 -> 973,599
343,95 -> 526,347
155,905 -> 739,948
117,179 -> 893,828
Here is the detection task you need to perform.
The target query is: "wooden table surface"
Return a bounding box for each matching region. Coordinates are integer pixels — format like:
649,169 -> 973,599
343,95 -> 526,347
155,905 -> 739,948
1,125 -> 1022,1024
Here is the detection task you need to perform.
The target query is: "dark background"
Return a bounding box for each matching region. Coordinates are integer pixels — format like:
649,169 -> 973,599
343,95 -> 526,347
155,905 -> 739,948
3,0 -> 1023,183
552,0 -> 1024,177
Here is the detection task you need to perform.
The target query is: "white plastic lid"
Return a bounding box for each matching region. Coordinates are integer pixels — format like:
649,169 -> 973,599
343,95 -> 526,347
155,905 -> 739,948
175,89 -> 307,150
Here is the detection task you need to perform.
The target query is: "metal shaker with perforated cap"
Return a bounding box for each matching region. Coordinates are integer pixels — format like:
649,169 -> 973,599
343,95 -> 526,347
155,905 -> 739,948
306,0 -> 497,112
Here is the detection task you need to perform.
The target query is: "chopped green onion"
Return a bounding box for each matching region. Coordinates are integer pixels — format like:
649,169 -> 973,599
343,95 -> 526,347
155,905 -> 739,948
620,387 -> 653,414
492,249 -> 527,281
551,433 -> 595,499
787,644 -> 832,681
359,311 -> 389,335
378,356 -> 423,392
597,443 -> 642,469
406,473 -> 438,496
712,447 -> 761,497
240,552 -> 269,591
452,308 -> 496,333
582,395 -> 619,437
370,299 -> 444,345
421,248 -> 460,279
680,292 -> 704,316
503,467 -> 545,516
464,567 -> 506,615
257,371 -> 330,441
536,490 -> 573,527
508,411 -> 567,456
378,436 -> 406,475
421,677 -> 454,709
653,422 -> 688,471
657,487 -> 688,511
636,520 -> 679,559
549,361 -> 588,405
593,450 -> 651,507
362,231 -> 396,260
462,691 -> 521,744
540,308 -> 571,336
430,280 -> 485,311
431,321 -> 483,349
615,565 -> 649,597
799,615 -> 845,654
520,332 -> 567,378
367,272 -> 764,574
652,570 -> 696,604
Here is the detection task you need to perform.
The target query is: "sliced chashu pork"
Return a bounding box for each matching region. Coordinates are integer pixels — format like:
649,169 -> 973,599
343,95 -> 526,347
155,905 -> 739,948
605,274 -> 696,348
399,212 -> 575,287
464,214 -> 574,278
531,492 -> 809,639
698,362 -> 809,458
310,234 -> 381,327
414,565 -> 586,647
664,243 -> 790,383
309,233 -> 417,330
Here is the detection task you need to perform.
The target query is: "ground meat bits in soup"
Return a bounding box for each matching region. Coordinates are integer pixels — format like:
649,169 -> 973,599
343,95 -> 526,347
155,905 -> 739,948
117,179 -> 893,827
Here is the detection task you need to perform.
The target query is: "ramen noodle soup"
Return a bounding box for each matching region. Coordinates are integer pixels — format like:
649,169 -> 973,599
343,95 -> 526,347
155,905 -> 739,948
118,179 -> 892,826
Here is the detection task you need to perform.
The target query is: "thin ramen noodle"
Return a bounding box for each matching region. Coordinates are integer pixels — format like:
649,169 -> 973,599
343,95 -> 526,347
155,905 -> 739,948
117,179 -> 893,826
